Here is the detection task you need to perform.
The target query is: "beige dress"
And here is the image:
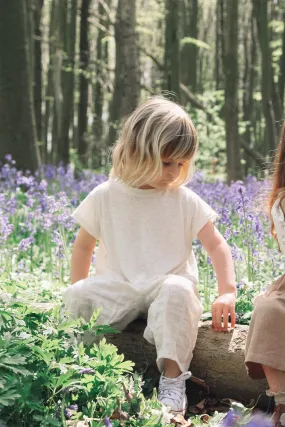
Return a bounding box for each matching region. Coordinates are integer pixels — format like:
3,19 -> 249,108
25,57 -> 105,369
245,198 -> 285,379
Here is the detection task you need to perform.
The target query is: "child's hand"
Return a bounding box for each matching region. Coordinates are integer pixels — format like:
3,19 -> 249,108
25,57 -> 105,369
211,292 -> 236,331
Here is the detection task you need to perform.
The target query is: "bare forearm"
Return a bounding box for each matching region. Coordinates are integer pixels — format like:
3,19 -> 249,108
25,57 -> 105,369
210,241 -> 236,295
71,246 -> 93,284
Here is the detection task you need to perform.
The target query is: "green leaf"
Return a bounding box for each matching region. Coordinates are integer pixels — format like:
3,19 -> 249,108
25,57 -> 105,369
0,387 -> 21,407
0,364 -> 31,376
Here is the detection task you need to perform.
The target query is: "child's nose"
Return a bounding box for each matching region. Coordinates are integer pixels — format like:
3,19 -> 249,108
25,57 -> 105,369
168,166 -> 180,178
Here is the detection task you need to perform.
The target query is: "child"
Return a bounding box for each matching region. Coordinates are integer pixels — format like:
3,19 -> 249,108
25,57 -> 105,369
63,96 -> 236,414
245,122 -> 285,427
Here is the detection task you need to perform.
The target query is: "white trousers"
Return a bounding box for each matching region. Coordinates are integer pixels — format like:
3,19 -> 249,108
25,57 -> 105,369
63,273 -> 203,373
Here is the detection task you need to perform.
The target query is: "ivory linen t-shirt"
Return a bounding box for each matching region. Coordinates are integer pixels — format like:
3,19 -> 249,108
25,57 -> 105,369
72,178 -> 218,285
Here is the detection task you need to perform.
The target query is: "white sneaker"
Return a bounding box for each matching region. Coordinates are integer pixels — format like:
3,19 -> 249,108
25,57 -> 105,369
158,371 -> 191,414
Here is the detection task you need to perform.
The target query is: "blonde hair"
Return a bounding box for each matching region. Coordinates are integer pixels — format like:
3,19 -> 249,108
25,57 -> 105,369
110,96 -> 198,188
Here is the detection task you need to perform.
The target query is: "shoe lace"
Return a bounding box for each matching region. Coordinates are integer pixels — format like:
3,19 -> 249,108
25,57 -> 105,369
159,372 -> 191,400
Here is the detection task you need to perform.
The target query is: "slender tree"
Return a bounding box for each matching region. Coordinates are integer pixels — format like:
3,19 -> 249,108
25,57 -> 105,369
44,0 -> 58,162
93,0 -> 111,147
181,0 -> 198,93
223,0 -> 242,182
164,0 -> 180,99
108,0 -> 140,145
58,0 -> 78,164
78,0 -> 91,165
243,6 -> 257,147
253,0 -> 277,152
278,7 -> 285,114
34,0 -> 44,150
0,0 -> 40,171
214,0 -> 221,90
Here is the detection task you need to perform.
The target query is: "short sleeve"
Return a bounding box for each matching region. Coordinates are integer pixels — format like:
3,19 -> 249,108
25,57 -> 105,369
72,187 -> 101,239
185,189 -> 218,239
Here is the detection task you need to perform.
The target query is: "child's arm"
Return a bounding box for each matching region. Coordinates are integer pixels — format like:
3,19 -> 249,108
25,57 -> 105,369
71,227 -> 97,284
197,221 -> 236,332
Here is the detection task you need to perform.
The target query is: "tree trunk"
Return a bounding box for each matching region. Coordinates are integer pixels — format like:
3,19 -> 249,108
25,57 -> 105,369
279,9 -> 285,113
243,7 -> 257,173
253,0 -> 277,153
43,0 -> 58,163
164,0 -> 180,99
34,0 -> 44,153
222,0 -> 242,183
0,0 -> 40,172
93,0 -> 110,155
181,0 -> 198,94
107,320 -> 268,404
51,0 -> 66,162
214,0 -> 221,90
58,0 -> 77,165
108,0 -> 140,146
25,0 -> 35,87
78,0 -> 91,165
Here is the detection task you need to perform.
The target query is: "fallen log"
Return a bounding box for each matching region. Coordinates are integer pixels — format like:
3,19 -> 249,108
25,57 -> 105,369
107,320 -> 268,404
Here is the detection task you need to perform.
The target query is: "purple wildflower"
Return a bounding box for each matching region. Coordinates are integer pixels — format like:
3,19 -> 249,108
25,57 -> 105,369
19,236 -> 33,252
64,404 -> 78,419
104,418 -> 113,427
222,410 -> 235,427
79,368 -> 95,375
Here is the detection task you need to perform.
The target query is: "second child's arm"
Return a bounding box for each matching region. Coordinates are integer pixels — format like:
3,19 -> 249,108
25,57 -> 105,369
71,227 -> 97,284
197,221 -> 236,331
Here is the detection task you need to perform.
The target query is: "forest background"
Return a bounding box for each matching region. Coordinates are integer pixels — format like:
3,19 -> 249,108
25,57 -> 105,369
1,0 -> 285,182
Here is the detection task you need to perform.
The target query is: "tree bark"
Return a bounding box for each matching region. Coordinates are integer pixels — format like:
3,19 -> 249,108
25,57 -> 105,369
181,0 -> 198,94
279,9 -> 285,113
214,0 -> 222,90
107,320 -> 268,403
108,0 -> 140,146
164,0 -> 180,99
34,0 -> 44,152
222,0 -> 242,183
51,0 -> 66,162
243,7 -> 257,173
253,0 -> 277,153
0,0 -> 40,172
58,0 -> 77,165
78,0 -> 91,165
43,0 -> 58,163
93,0 -> 111,159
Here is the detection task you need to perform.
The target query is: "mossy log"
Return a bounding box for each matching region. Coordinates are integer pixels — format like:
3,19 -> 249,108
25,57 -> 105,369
108,320 -> 268,404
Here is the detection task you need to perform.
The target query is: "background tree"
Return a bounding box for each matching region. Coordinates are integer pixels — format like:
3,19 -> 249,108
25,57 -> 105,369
253,0 -> 277,153
222,0 -> 241,182
0,0 -> 284,182
164,0 -> 180,99
108,0 -> 140,146
0,0 -> 40,172
92,0 -> 111,166
58,0 -> 78,165
34,0 -> 44,151
78,0 -> 91,165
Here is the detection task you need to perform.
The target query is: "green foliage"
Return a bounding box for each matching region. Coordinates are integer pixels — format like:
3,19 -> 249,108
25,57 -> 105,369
180,37 -> 211,50
187,91 -> 227,178
0,291 -> 170,426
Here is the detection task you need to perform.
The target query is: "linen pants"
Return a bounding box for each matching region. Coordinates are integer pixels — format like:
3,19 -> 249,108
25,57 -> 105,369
245,273 -> 285,379
63,273 -> 203,373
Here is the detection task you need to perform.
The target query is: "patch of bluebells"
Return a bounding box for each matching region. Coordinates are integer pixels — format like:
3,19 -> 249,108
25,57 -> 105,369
222,409 -> 273,427
0,157 -> 283,296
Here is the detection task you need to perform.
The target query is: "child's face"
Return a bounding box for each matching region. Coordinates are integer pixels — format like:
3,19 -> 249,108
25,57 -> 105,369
141,158 -> 187,190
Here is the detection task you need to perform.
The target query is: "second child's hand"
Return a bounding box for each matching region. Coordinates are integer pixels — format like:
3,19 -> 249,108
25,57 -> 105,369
211,292 -> 236,331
